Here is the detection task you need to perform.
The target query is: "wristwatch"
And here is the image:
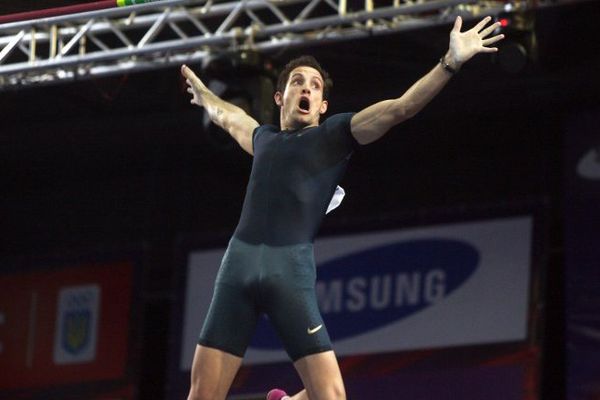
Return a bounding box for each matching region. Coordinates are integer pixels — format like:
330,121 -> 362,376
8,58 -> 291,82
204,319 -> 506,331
439,56 -> 458,75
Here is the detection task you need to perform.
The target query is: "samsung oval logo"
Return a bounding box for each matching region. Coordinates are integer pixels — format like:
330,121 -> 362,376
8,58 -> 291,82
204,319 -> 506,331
250,239 -> 479,349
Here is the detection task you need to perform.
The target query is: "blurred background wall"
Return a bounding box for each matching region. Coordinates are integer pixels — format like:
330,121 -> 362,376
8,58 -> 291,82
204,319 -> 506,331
1,0 -> 599,398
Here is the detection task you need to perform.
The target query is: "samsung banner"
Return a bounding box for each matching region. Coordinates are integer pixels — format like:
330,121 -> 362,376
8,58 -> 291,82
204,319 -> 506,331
177,216 -> 532,370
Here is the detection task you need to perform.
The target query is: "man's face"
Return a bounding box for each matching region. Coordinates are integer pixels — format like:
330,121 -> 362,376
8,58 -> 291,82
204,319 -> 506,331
275,66 -> 328,130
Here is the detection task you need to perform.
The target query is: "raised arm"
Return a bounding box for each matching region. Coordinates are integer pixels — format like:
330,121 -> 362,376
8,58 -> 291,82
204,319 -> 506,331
182,65 -> 259,155
350,16 -> 504,145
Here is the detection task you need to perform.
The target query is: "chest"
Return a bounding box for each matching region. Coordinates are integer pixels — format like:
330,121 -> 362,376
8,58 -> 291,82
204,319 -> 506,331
254,131 -> 332,175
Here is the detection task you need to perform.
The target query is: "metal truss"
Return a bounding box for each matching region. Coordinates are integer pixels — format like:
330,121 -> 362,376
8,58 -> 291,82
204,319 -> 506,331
0,0 -> 568,90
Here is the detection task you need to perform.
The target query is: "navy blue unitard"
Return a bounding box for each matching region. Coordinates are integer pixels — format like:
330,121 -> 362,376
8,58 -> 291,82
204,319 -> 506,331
198,113 -> 358,361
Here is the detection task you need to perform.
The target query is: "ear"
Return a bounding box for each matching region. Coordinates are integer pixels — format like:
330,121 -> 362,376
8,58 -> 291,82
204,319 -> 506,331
319,100 -> 328,115
274,91 -> 283,107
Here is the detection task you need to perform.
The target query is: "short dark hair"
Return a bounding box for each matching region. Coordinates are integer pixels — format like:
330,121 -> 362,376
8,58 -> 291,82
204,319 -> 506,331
276,55 -> 332,100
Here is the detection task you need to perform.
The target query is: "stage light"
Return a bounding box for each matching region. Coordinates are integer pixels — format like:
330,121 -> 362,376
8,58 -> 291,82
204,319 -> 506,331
495,11 -> 537,74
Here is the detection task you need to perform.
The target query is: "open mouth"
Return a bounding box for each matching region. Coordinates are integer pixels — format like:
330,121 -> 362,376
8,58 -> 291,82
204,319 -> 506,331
299,97 -> 310,113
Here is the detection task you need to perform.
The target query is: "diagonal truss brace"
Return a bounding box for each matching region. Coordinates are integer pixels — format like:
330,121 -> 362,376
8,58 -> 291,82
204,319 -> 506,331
0,0 -> 546,90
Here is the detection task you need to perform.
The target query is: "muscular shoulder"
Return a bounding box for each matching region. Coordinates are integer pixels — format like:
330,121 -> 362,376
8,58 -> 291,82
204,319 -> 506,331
252,124 -> 278,147
322,113 -> 355,131
320,113 -> 358,152
254,124 -> 278,136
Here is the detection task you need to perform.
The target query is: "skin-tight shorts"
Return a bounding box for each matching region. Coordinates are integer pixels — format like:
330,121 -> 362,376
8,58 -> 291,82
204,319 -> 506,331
198,237 -> 332,362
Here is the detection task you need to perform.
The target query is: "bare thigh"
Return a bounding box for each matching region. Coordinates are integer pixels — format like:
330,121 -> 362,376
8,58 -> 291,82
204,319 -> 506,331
293,351 -> 346,400
188,345 -> 243,400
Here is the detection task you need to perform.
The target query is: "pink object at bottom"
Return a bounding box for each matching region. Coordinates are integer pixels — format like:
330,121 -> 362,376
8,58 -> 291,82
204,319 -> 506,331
266,388 -> 288,400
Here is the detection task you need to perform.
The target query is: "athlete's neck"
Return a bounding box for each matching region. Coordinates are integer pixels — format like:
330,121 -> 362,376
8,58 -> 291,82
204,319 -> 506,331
280,121 -> 319,132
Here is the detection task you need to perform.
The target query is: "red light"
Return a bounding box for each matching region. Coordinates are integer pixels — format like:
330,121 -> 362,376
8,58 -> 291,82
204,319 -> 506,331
499,18 -> 510,27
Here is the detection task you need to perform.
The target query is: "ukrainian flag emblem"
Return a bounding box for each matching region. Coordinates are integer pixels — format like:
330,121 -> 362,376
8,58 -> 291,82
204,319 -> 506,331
53,285 -> 101,364
63,310 -> 91,354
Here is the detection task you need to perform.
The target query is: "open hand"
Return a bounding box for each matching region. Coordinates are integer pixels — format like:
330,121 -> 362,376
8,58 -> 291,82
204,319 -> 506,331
447,16 -> 505,68
181,64 -> 208,107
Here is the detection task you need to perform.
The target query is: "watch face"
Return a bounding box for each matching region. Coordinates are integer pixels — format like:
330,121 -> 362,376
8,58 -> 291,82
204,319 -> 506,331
440,57 -> 456,74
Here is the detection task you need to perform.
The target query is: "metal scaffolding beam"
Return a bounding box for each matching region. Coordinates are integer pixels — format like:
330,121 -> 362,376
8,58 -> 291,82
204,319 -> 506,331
0,0 -> 575,90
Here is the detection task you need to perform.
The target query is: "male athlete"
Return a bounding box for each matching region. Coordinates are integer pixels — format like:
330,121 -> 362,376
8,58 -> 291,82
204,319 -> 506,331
182,16 -> 503,400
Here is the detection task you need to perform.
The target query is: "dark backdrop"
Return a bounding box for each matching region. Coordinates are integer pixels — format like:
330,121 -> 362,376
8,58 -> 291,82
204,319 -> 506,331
2,1 -> 599,398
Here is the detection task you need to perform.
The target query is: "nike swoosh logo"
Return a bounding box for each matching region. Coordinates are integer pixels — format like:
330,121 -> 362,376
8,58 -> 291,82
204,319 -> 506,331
577,148 -> 600,180
307,324 -> 323,335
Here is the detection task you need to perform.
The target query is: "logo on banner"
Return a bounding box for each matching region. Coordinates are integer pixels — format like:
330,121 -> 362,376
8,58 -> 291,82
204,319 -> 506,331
54,285 -> 101,365
577,147 -> 600,180
250,239 -> 479,349
63,310 -> 91,354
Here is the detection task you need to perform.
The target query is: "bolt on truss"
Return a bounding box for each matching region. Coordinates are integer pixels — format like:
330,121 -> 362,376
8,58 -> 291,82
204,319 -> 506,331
0,0 -> 566,90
